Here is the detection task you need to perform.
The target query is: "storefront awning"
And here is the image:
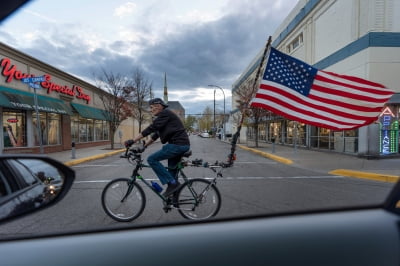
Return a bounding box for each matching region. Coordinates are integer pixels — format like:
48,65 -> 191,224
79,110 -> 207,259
0,87 -> 73,115
71,102 -> 110,121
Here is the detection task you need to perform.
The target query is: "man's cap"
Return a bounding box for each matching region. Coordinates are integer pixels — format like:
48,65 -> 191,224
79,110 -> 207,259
149,98 -> 168,107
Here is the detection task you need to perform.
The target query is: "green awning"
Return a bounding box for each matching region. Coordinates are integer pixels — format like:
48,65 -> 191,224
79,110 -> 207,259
71,102 -> 109,121
0,87 -> 73,115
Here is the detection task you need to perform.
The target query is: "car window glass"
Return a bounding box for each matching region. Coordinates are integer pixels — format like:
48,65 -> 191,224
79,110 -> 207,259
7,160 -> 38,185
12,159 -> 65,187
0,173 -> 10,197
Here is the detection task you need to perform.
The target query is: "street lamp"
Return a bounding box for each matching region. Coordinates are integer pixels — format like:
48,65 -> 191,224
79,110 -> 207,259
208,85 -> 225,140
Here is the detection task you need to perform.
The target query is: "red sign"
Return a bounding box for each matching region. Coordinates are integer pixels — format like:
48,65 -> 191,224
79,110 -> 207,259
7,118 -> 18,123
1,57 -> 91,103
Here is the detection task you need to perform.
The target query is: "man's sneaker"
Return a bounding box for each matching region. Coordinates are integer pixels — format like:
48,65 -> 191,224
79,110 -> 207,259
163,182 -> 181,197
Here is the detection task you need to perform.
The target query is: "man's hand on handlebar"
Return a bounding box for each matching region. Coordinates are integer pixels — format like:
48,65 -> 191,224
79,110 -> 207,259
124,139 -> 135,148
130,146 -> 146,153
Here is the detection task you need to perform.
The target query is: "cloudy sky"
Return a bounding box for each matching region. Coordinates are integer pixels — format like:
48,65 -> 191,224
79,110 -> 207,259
0,0 -> 299,115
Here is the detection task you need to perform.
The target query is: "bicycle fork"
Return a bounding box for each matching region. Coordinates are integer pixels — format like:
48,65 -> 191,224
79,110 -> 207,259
121,179 -> 135,202
194,178 -> 217,204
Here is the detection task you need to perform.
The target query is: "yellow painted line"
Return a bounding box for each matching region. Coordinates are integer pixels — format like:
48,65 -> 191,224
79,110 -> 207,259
64,149 -> 125,166
238,144 -> 293,165
329,169 -> 399,183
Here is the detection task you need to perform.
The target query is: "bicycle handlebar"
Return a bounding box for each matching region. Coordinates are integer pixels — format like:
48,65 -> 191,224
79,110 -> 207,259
121,139 -> 146,158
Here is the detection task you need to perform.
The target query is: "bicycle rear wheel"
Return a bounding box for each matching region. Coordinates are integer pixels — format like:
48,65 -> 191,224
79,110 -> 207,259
101,178 -> 146,222
176,178 -> 221,220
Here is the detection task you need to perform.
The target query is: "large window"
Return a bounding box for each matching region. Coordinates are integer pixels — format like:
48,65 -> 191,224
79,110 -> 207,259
2,109 -> 27,148
79,117 -> 89,142
95,120 -> 109,141
72,114 -> 109,143
71,115 -> 79,143
33,112 -> 61,146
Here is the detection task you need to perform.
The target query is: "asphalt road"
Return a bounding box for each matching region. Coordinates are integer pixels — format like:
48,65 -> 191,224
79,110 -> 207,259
0,136 -> 393,239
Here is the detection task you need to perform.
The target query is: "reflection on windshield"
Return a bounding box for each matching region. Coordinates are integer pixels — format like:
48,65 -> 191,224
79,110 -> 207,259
11,159 -> 65,201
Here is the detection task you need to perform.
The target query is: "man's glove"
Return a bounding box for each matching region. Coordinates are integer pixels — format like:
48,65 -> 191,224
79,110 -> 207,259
130,146 -> 146,153
124,139 -> 135,147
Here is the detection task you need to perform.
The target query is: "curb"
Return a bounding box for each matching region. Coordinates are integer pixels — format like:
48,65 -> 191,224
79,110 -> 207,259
64,149 -> 125,166
237,144 -> 293,165
329,169 -> 399,183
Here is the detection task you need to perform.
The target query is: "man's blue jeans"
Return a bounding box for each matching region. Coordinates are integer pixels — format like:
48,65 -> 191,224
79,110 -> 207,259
147,144 -> 190,185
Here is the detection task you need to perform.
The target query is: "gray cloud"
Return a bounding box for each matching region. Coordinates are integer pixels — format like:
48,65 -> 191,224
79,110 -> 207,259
1,0 -> 298,115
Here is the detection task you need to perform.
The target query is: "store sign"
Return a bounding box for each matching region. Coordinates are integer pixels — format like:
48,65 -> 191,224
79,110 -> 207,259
0,57 -> 91,104
7,118 -> 18,123
378,107 -> 399,155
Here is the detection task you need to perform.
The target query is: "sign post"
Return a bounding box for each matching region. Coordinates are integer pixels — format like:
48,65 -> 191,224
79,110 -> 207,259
21,76 -> 46,154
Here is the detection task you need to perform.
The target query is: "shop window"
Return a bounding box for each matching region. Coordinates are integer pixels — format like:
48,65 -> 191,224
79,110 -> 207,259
33,112 -> 60,146
79,118 -> 88,142
95,120 -> 103,141
3,109 -> 27,148
95,120 -> 109,141
72,115 -> 109,143
87,119 -> 94,142
71,115 -> 79,143
103,121 -> 109,140
48,113 -> 61,145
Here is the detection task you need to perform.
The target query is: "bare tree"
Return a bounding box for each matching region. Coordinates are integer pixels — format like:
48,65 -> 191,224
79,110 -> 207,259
124,68 -> 153,132
198,106 -> 213,132
95,68 -> 133,150
184,115 -> 197,132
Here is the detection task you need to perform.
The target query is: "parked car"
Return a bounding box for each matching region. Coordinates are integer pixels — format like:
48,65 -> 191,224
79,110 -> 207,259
200,131 -> 210,138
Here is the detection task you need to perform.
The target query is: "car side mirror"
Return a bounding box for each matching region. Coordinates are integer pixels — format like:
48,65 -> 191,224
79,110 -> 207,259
0,155 -> 75,223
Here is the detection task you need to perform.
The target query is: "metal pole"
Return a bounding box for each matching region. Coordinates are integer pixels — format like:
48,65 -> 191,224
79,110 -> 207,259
71,142 -> 76,159
213,89 -> 216,135
208,85 -> 225,140
33,87 -> 44,154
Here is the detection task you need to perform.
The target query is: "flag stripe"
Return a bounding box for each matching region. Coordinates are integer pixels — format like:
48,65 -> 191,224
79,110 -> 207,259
253,94 -> 361,127
257,84 -> 373,124
314,73 -> 392,101
259,82 -> 381,118
249,47 -> 394,130
251,99 -> 363,130
320,70 -> 387,89
307,92 -> 384,113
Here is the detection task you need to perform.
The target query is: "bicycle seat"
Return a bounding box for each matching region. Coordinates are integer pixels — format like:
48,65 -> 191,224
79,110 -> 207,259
182,150 -> 192,157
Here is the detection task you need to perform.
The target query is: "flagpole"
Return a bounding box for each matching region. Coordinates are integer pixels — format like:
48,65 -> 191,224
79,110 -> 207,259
250,36 -> 272,98
226,36 -> 272,167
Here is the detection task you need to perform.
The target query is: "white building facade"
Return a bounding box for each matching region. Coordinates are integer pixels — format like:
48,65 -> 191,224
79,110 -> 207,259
232,0 -> 400,157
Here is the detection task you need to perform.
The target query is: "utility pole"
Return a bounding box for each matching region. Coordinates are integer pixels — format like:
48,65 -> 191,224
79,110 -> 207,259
209,85 -> 225,140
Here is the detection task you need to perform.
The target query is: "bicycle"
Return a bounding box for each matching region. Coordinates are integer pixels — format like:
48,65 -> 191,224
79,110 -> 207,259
101,142 -> 224,222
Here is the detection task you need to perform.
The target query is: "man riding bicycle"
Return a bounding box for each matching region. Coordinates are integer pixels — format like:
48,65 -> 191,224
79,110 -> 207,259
126,98 -> 190,197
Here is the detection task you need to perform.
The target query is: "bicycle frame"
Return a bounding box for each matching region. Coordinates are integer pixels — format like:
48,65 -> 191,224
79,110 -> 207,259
127,151 -> 220,208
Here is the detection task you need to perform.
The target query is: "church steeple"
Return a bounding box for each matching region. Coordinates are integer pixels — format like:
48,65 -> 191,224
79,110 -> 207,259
163,72 -> 168,104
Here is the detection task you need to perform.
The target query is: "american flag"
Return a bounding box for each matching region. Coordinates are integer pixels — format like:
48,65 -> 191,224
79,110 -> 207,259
250,47 -> 394,130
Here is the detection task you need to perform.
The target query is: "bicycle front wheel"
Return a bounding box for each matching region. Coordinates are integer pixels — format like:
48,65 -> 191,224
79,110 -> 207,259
101,178 -> 146,222
177,178 -> 221,220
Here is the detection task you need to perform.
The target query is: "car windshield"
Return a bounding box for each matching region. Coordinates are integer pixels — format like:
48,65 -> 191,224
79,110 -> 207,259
0,0 -> 399,239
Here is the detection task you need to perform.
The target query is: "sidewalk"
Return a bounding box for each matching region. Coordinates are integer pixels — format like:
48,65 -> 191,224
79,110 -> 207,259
48,144 -> 125,167
47,141 -> 399,183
